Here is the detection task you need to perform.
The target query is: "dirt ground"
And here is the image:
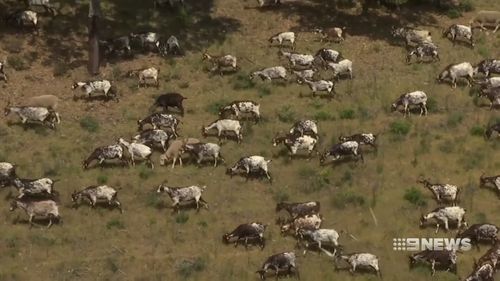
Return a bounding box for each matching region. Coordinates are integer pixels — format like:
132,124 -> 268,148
0,0 -> 499,280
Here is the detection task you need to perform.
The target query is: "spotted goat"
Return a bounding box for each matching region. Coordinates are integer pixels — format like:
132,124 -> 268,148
223,222 -> 266,249
226,156 -> 272,182
256,252 -> 299,280
319,141 -> 363,165
298,228 -> 341,256
250,66 -> 287,81
443,24 -> 474,47
118,138 -> 154,169
138,113 -> 180,137
202,52 -> 238,74
338,133 -> 377,149
272,133 -> 317,159
391,26 -> 432,46
474,59 -> 500,77
157,184 -> 208,212
4,105 -> 60,129
406,42 -> 440,63
409,249 -> 457,276
133,129 -> 172,152
71,80 -> 118,101
219,100 -> 260,123
128,67 -> 159,88
11,177 -> 57,199
84,144 -> 125,169
279,50 -> 314,67
280,214 -> 322,236
289,119 -> 318,137
437,62 -> 474,88
276,201 -> 320,219
391,90 -> 428,117
10,199 -> 61,228
457,223 -> 499,247
72,185 -> 122,213
417,177 -> 460,205
479,173 -> 500,196
0,162 -> 16,187
183,142 -> 224,167
302,79 -> 335,98
420,206 -> 468,233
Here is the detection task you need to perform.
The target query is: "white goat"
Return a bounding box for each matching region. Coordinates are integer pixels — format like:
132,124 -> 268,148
303,79 -> 335,98
327,59 -> 353,79
279,50 -> 314,67
437,62 -> 474,88
250,66 -> 287,81
118,138 -> 154,168
202,119 -> 242,143
269,32 -> 296,48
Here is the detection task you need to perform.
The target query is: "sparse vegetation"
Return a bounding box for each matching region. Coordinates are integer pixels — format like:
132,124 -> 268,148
177,257 -> 206,279
390,120 -> 411,136
277,105 -> 296,123
403,187 -> 427,207
106,219 -> 125,230
332,190 -> 366,209
470,125 -> 485,137
79,116 -> 99,133
339,109 -> 355,120
7,55 -> 29,71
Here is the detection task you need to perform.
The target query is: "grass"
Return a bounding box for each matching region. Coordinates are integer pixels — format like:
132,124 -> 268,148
331,190 -> 366,209
233,73 -> 255,90
297,167 -> 331,194
79,116 -> 100,133
7,55 -> 30,71
206,99 -> 229,115
177,257 -> 206,279
175,212 -> 190,224
277,105 -> 296,123
97,174 -> 108,184
339,109 -> 355,120
403,187 -> 427,207
314,111 -> 334,121
390,120 -> 411,136
106,219 -> 125,230
470,126 -> 485,137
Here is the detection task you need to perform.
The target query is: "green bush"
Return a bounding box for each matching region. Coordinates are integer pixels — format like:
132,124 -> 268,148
470,126 -> 485,137
139,166 -> 154,179
426,97 -> 438,112
106,219 -> 125,230
339,109 -> 355,120
97,174 -> 108,184
459,0 -> 474,12
446,112 -> 463,127
390,121 -> 411,136
80,116 -> 99,133
298,167 -> 330,194
205,99 -> 228,115
478,45 -> 491,58
314,111 -> 334,121
446,9 -> 461,19
332,191 -> 365,209
233,73 -> 255,90
257,86 -> 271,97
175,212 -> 189,224
277,106 -> 296,123
272,188 -> 290,202
7,56 -> 29,71
177,257 -> 206,279
403,187 -> 427,207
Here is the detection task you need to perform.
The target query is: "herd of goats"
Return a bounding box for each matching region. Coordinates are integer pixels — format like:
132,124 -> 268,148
1,0 -> 500,280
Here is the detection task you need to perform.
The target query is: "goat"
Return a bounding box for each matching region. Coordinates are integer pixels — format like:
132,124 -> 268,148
280,214 -> 322,236
0,162 -> 16,187
157,184 -> 208,212
289,120 -> 318,137
479,173 -> 500,195
226,156 -> 272,182
99,36 -> 132,57
302,79 -> 335,98
327,59 -> 353,80
71,80 -> 118,102
409,249 -> 457,276
437,62 -> 474,88
137,113 -> 180,137
293,69 -> 316,83
256,0 -> 280,8
202,52 -> 238,74
269,32 -> 295,48
443,24 -> 474,47
420,206 -> 468,233
202,119 -> 242,143
485,122 -> 500,139
72,185 -> 122,213
158,35 -> 182,56
256,252 -> 299,280
276,201 -> 320,219
159,138 -> 200,168
150,93 -> 186,115
128,67 -> 159,88
406,42 -> 440,63
24,95 -> 59,110
10,199 -> 61,228
329,251 -> 382,277
118,138 -> 154,169
338,133 -> 377,149
11,177 -> 57,199
250,66 -> 287,81
417,177 -> 460,205
223,222 -> 266,249
314,27 -> 345,43
0,61 -> 7,83
474,242 -> 500,270
464,262 -> 495,281
279,50 -> 314,67
476,77 -> 500,89
24,0 -> 56,16
5,10 -> 38,32
319,141 -> 363,165
4,105 -> 60,129
391,91 -> 428,117
129,32 -> 161,53
457,224 -> 499,248
314,48 -> 342,64
474,59 -> 500,77
391,26 -> 432,46
133,129 -> 172,152
183,142 -> 224,167
83,145 -> 125,169
298,228 -> 341,256
272,133 -> 317,159
471,10 -> 500,33
219,100 -> 260,123
477,86 -> 500,110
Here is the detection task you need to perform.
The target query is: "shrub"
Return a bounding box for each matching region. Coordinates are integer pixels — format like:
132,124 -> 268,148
403,187 -> 427,207
332,191 -> 365,209
478,45 -> 490,58
446,9 -> 461,19
205,99 -> 228,115
446,112 -> 463,127
470,126 -> 485,137
272,188 -> 289,202
257,86 -> 271,97
314,111 -> 334,121
53,61 -> 70,77
177,257 -> 206,279
139,166 -> 154,179
233,73 -> 255,90
97,175 -> 108,184
459,0 -> 474,12
390,121 -> 411,136
80,116 -> 99,133
426,97 -> 438,112
175,212 -> 189,224
106,219 -> 125,230
298,167 -> 330,194
277,106 -> 296,123
339,109 -> 355,120
7,56 -> 29,71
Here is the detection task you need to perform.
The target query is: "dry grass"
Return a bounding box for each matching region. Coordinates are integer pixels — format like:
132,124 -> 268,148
0,0 -> 499,280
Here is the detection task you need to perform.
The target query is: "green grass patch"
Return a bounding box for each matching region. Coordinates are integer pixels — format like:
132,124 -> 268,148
7,55 -> 29,71
79,116 -> 99,133
277,105 -> 296,123
390,120 -> 411,136
233,73 -> 255,90
297,167 -> 331,194
331,190 -> 366,209
403,187 -> 427,207
177,257 -> 206,279
314,111 -> 334,121
470,126 -> 485,137
106,219 -> 125,230
175,212 -> 189,224
205,99 -> 228,115
339,109 -> 355,120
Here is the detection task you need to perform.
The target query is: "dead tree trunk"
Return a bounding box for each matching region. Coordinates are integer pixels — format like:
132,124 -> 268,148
88,0 -> 101,75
